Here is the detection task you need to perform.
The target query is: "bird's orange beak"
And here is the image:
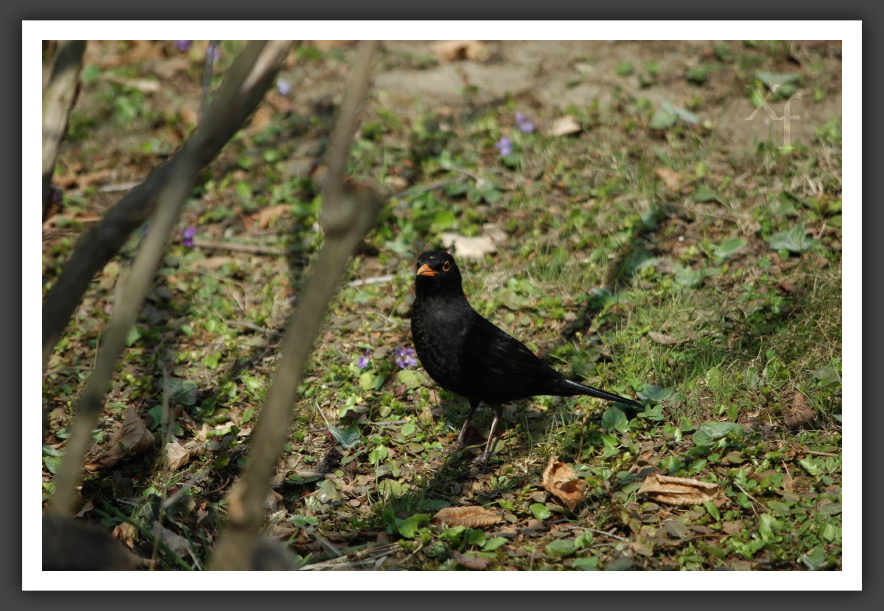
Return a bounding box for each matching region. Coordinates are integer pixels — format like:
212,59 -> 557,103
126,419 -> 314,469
417,263 -> 437,277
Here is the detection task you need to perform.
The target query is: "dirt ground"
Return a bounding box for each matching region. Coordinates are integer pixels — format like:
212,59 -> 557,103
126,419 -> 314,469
362,41 -> 837,151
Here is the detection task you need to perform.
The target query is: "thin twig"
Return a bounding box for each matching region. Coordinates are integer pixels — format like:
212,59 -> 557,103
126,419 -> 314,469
190,239 -> 289,256
568,525 -> 631,543
348,274 -> 396,287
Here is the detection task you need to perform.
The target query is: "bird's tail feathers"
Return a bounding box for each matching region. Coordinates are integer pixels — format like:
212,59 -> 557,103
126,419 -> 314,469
556,378 -> 643,408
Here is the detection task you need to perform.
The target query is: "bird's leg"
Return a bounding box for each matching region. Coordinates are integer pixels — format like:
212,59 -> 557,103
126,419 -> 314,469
478,403 -> 504,465
456,398 -> 481,448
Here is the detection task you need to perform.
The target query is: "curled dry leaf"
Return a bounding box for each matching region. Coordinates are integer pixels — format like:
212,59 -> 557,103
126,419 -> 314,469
255,203 -> 290,229
85,406 -> 155,471
452,550 -> 491,570
440,233 -> 497,260
433,506 -> 502,528
784,392 -> 817,430
164,441 -> 192,470
112,522 -> 139,549
549,115 -> 581,137
637,473 -> 721,506
541,456 -> 587,512
428,40 -> 489,62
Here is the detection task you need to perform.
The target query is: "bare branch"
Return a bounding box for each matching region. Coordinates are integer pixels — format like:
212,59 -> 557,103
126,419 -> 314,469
42,41 -> 295,371
208,41 -> 382,571
46,41 -> 295,515
42,41 -> 86,220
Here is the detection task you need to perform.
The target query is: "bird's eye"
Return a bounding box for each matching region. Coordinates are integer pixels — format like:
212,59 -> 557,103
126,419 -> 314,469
442,261 -> 451,272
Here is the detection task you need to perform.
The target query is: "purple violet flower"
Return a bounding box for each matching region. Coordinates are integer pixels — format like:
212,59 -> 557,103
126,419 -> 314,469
515,112 -> 536,133
357,349 -> 372,369
495,136 -> 513,156
181,226 -> 197,248
394,347 -> 418,369
174,40 -> 192,52
277,78 -> 292,96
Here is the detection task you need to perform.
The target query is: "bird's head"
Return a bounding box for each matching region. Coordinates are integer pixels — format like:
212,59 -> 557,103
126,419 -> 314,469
414,251 -> 464,298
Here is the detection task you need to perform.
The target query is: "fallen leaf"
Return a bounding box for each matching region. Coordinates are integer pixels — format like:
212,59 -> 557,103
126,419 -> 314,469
433,506 -> 502,528
112,522 -> 139,548
656,167 -> 684,192
648,331 -> 686,345
428,40 -> 489,62
784,392 -> 817,429
439,233 -> 496,260
776,281 -> 798,294
151,522 -> 196,561
164,442 -> 192,470
637,473 -> 720,506
255,204 -> 290,229
74,499 -> 94,518
452,550 -> 490,570
541,456 -> 587,512
549,115 -> 581,137
85,407 -> 155,471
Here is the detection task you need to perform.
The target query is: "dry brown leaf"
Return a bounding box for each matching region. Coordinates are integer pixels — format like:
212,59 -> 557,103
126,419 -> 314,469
637,473 -> 720,506
112,522 -> 139,548
85,407 -> 155,471
452,550 -> 491,570
433,506 -> 502,528
784,392 -> 817,429
648,331 -> 686,345
255,204 -> 290,229
549,115 -> 581,137
541,456 -> 587,512
655,167 -> 684,192
428,40 -> 489,62
151,522 -> 196,560
440,233 -> 497,260
164,441 -> 192,470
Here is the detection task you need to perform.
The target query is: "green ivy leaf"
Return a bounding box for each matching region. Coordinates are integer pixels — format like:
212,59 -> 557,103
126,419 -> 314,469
327,424 -> 361,449
767,225 -> 821,253
545,539 -> 577,558
530,503 -> 551,520
601,406 -> 629,433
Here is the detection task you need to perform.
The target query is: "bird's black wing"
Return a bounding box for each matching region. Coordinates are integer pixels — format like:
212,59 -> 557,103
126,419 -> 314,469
464,312 -> 560,380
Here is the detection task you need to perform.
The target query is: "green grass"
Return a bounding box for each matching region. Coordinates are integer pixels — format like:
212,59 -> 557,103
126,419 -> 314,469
42,40 -> 843,571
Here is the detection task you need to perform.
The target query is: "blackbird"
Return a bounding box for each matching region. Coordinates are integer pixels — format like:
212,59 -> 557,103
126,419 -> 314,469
410,251 -> 642,463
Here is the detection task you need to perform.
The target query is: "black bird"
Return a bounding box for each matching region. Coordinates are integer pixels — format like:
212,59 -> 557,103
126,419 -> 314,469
410,251 -> 642,463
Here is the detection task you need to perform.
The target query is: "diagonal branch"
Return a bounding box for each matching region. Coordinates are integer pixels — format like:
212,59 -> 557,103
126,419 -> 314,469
41,40 -> 296,372
208,40 -> 382,571
46,41 -> 295,516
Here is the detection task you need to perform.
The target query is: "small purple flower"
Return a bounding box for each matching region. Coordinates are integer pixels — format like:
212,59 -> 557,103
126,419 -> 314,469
206,41 -> 221,64
495,136 -> 513,156
393,347 -> 418,369
181,226 -> 197,248
277,78 -> 292,96
357,348 -> 372,369
515,112 -> 535,133
174,40 -> 192,52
